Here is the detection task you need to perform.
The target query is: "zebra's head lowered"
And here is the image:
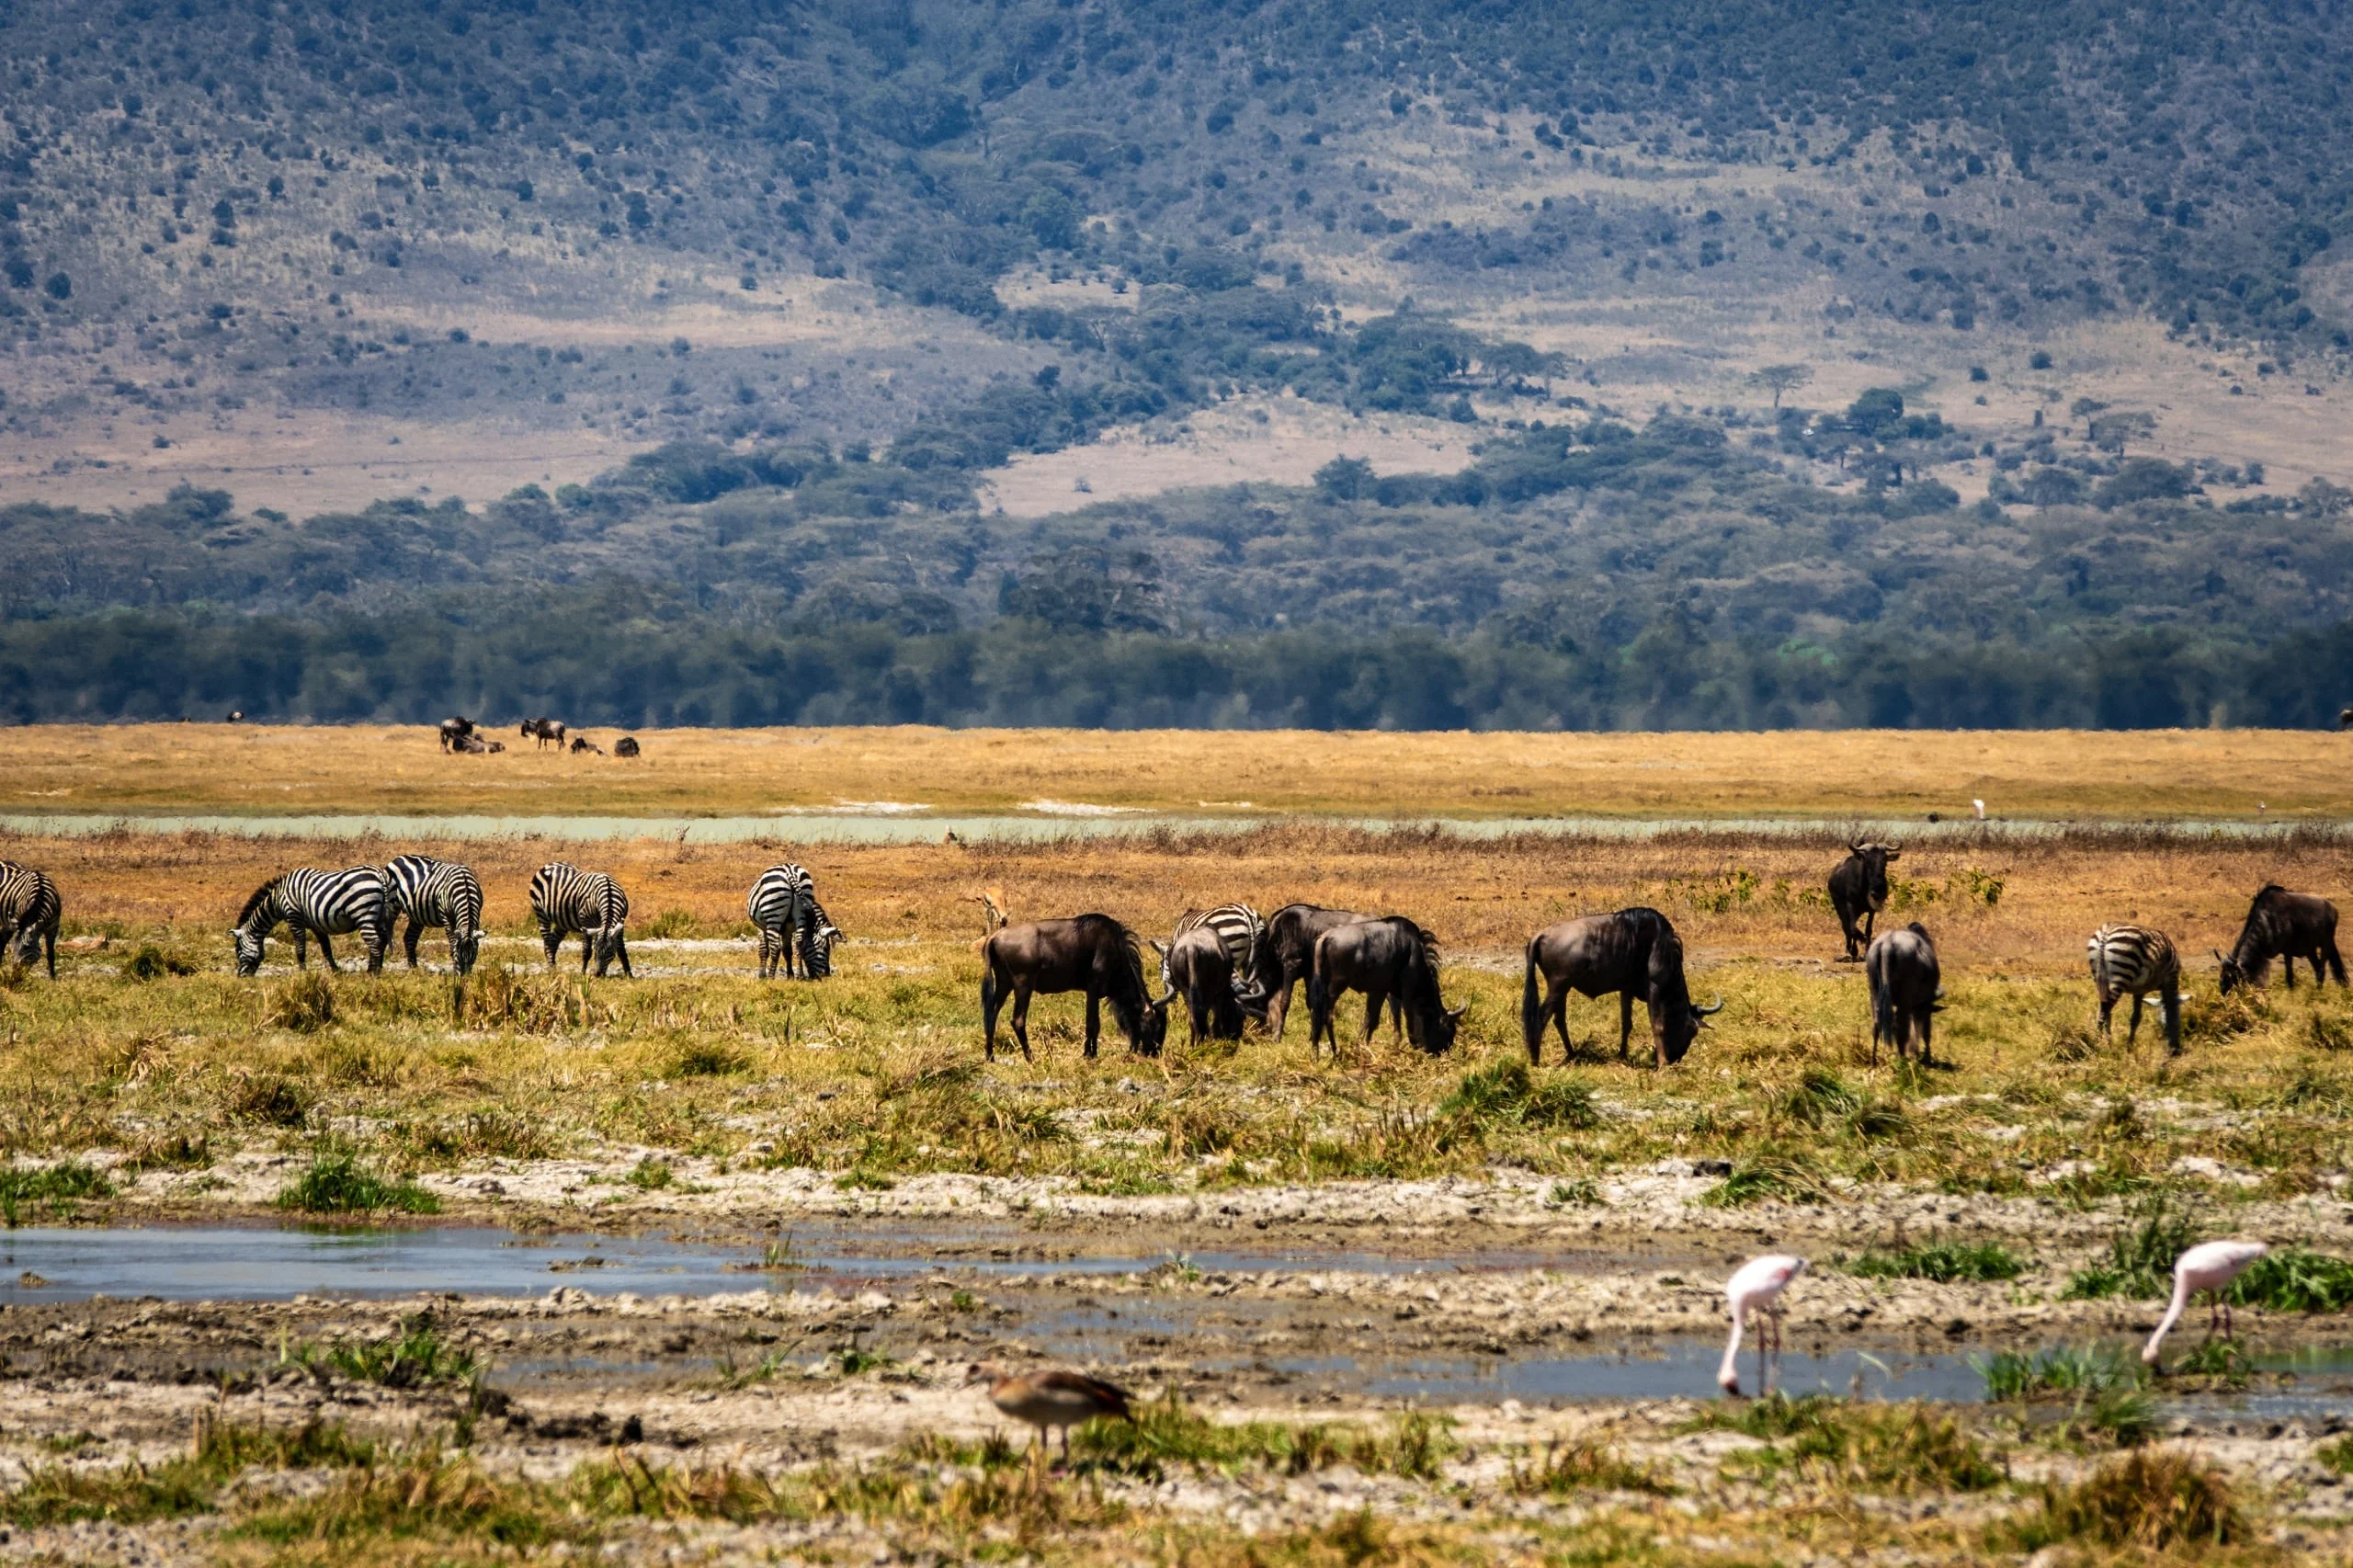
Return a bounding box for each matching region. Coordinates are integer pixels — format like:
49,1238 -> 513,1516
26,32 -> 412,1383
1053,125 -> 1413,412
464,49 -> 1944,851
452,926 -> 486,974
230,879 -> 281,975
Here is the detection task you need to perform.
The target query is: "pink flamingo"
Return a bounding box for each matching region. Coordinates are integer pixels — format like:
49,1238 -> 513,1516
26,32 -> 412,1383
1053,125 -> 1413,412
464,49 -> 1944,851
1719,1254 -> 1806,1397
2143,1239 -> 2268,1368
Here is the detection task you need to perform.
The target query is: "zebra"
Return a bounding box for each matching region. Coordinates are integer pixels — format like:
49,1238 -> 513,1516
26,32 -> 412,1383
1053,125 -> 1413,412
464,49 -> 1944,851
747,864 -> 842,979
230,868 -> 389,976
382,854 -> 486,975
530,862 -> 632,977
0,861 -> 62,980
2087,924 -> 2182,1055
1159,903 -> 1266,1012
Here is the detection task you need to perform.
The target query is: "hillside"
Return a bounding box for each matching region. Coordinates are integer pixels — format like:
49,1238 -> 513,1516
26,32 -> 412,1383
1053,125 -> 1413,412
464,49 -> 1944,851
4,0 -> 2353,727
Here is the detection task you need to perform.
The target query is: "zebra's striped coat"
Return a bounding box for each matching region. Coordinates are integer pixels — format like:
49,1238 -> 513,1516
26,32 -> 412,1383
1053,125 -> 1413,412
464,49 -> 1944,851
0,861 -> 62,980
2087,924 -> 2183,1055
383,855 -> 486,975
231,867 -> 389,975
1159,903 -> 1266,1008
747,864 -> 842,980
530,863 -> 632,978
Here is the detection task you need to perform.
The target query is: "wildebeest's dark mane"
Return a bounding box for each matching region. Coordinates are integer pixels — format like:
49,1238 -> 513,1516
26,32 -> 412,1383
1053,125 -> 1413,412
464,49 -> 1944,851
236,876 -> 284,927
1069,912 -> 1152,1017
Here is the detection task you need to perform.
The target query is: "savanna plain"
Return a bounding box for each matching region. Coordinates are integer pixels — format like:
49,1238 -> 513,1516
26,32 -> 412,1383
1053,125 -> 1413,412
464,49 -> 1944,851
5,728 -> 2353,1565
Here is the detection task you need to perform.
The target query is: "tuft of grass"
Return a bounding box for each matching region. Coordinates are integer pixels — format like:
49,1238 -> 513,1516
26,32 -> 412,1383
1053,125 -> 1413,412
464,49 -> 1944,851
834,1168 -> 894,1192
1705,1396 -> 2001,1494
227,1072 -> 314,1128
265,971 -> 337,1033
1979,1346 -> 2157,1447
641,909 -> 700,939
6,1417 -> 374,1528
1506,1438 -> 1673,1496
1848,1241 -> 2026,1283
1073,1392 -> 1453,1483
1700,1153 -> 1831,1208
276,1146 -> 439,1215
2318,1434 -> 2353,1476
670,1040 -> 748,1077
624,1156 -> 674,1190
2223,1245 -> 2353,1312
2171,1336 -> 2252,1384
301,1315 -> 483,1390
233,1450 -> 566,1549
1438,1060 -> 1598,1130
122,944 -> 198,981
2063,1195 -> 2200,1300
2000,1449 -> 2246,1551
1546,1176 -> 1600,1208
0,1161 -> 113,1224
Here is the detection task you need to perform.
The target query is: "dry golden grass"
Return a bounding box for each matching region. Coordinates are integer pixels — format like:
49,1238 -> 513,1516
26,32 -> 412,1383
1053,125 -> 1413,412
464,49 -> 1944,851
7,724 -> 2351,821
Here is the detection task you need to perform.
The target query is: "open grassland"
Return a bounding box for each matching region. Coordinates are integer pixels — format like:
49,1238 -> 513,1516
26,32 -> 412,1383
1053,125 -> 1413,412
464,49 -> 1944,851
6,823 -> 2353,1214
8,723 -> 2353,821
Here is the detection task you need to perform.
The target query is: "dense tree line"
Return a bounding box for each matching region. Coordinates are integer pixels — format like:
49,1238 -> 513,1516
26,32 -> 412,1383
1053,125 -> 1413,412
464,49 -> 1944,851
6,586 -> 2347,732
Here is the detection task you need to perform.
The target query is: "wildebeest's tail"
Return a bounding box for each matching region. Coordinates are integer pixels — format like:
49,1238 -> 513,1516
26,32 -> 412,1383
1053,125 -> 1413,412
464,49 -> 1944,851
1521,936 -> 1544,1061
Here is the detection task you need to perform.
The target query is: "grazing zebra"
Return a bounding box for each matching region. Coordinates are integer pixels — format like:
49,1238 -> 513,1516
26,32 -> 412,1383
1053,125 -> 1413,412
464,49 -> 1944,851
530,862 -> 632,977
747,864 -> 842,979
382,854 -> 486,975
1158,903 -> 1265,1009
230,868 -> 389,976
0,861 -> 62,979
2088,924 -> 2182,1055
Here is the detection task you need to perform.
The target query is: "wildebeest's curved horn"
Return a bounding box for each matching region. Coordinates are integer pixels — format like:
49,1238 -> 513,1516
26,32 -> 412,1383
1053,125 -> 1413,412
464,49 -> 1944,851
1695,996 -> 1725,1019
1847,838 -> 1863,855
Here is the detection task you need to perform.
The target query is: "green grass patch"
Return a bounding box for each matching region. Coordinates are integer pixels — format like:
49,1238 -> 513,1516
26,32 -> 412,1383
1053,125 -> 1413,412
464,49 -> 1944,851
1438,1060 -> 1598,1130
2063,1195 -> 2199,1300
1998,1449 -> 2246,1551
292,1314 -> 483,1390
1506,1437 -> 1674,1496
276,1146 -> 440,1215
624,1156 -> 673,1190
0,1160 -> 113,1224
5,1417 -> 374,1529
1699,1153 -> 1832,1208
1847,1241 -> 2025,1283
1073,1392 -> 1453,1483
1696,1395 -> 2001,1493
2222,1245 -> 2353,1312
1978,1346 -> 2157,1446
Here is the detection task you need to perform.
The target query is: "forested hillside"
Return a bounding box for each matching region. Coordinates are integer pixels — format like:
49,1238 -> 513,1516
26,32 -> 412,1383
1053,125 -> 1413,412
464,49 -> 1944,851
4,0 -> 2353,728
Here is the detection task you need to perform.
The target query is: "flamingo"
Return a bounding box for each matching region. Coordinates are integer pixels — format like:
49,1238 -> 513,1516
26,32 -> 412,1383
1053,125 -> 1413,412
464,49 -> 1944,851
1719,1254 -> 1807,1397
2143,1240 -> 2268,1368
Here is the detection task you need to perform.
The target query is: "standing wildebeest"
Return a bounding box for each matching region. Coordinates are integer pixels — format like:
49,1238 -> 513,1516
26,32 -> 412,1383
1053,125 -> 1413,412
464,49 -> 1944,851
1249,903 -> 1371,1039
980,915 -> 1169,1062
520,718 -> 568,750
438,716 -> 477,752
2089,924 -> 2183,1054
1307,916 -> 1463,1058
1520,907 -> 1722,1069
2217,884 -> 2347,994
1864,922 -> 1940,1065
1828,840 -> 1903,960
614,736 -> 642,758
1154,926 -> 1246,1043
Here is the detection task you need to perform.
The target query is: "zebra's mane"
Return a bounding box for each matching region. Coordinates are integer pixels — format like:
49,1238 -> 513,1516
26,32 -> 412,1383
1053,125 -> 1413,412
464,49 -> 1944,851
235,876 -> 285,928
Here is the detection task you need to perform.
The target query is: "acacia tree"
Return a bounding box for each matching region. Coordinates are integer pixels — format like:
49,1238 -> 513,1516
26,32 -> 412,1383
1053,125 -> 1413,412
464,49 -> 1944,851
1747,363 -> 1813,409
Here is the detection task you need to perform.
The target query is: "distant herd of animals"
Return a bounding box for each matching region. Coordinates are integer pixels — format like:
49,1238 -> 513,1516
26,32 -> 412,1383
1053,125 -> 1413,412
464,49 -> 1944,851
434,715 -> 641,758
2,842 -> 2345,1070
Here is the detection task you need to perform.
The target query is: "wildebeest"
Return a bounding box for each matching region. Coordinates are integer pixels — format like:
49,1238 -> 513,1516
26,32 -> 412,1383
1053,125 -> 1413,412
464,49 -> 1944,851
449,733 -> 504,756
1864,922 -> 1940,1065
2089,924 -> 2183,1054
438,715 -> 477,752
1307,916 -> 1463,1058
1154,926 -> 1246,1043
1828,840 -> 1903,960
979,915 -> 1169,1062
1520,907 -> 1722,1069
1248,903 -> 1371,1039
2216,884 -> 2347,994
614,736 -> 642,758
225,709 -> 244,722
569,735 -> 606,756
520,717 -> 568,750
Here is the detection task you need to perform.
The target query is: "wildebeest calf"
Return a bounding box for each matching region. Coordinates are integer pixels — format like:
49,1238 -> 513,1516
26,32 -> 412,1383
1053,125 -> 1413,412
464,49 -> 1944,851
1864,922 -> 1939,1065
1828,840 -> 1902,960
1155,926 -> 1245,1043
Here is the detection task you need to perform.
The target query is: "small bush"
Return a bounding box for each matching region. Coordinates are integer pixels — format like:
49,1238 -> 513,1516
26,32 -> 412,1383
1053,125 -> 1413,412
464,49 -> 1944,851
2064,1196 -> 2200,1300
625,1157 -> 673,1189
0,1161 -> 113,1223
1438,1060 -> 1597,1130
671,1040 -> 748,1077
276,1147 -> 439,1215
1849,1242 -> 2025,1283
2003,1449 -> 2245,1551
228,1073 -> 314,1128
2224,1246 -> 2353,1312
266,971 -> 336,1033
122,945 -> 198,981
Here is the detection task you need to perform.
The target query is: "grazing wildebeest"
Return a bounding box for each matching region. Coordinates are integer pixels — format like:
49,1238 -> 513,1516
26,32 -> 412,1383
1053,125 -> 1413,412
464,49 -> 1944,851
2216,884 -> 2347,994
1864,922 -> 1940,1065
1154,926 -> 1246,1043
2089,924 -> 2183,1054
569,735 -> 606,756
614,736 -> 642,758
438,715 -> 477,752
225,710 -> 244,722
1828,840 -> 1903,960
1520,907 -> 1722,1069
979,915 -> 1169,1062
520,718 -> 567,750
1248,903 -> 1371,1039
1306,916 -> 1463,1058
